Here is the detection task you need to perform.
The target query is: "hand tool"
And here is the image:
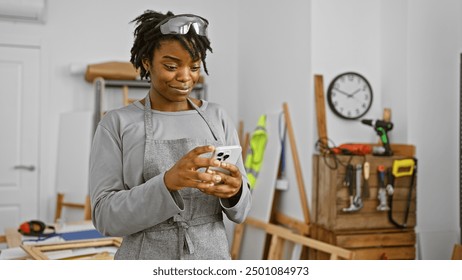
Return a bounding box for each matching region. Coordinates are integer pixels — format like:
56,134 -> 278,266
362,161 -> 370,199
342,164 -> 362,212
353,164 -> 363,209
376,165 -> 390,211
361,119 -> 394,156
386,167 -> 395,196
331,143 -> 372,155
387,158 -> 417,228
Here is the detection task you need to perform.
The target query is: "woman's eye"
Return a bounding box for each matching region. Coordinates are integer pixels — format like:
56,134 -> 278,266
191,66 -> 201,72
164,64 -> 177,71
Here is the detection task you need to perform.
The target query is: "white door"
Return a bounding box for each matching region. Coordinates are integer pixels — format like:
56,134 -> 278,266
0,44 -> 40,234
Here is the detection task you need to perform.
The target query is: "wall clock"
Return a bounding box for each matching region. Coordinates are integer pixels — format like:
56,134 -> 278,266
327,72 -> 373,120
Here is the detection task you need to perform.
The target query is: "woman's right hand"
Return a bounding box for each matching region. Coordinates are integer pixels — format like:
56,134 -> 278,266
163,145 -> 223,192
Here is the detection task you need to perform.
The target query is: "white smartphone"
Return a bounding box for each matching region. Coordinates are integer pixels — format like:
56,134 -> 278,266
207,145 -> 242,175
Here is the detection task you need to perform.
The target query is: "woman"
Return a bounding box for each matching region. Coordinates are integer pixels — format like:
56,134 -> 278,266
89,10 -> 251,260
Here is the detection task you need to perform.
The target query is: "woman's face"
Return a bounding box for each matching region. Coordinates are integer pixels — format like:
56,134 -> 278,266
143,39 -> 201,110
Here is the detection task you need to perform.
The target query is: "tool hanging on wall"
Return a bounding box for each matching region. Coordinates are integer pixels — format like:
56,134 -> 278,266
342,164 -> 363,212
363,161 -> 370,199
376,165 -> 390,211
361,119 -> 394,156
331,143 -> 372,155
354,164 -> 363,210
387,158 -> 417,228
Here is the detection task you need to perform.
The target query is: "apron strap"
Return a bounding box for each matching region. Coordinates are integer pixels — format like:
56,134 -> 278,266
172,213 -> 223,260
143,93 -> 224,181
185,98 -> 221,143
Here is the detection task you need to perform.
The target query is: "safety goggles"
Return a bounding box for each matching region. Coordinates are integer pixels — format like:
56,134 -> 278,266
155,14 -> 209,36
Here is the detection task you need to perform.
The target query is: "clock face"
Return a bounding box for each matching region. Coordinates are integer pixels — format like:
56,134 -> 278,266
327,72 -> 373,120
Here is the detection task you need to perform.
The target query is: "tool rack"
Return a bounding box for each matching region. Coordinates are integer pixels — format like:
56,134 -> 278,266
310,147 -> 417,260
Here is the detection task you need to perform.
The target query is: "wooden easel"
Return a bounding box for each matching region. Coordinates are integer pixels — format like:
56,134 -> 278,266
231,102 -> 353,260
452,244 -> 462,259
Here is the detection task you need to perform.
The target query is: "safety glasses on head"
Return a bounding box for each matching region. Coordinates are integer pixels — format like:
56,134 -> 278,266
155,14 -> 209,36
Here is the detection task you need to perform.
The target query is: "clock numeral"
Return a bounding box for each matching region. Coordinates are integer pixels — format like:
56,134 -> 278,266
347,111 -> 352,117
356,109 -> 360,115
348,74 -> 354,81
362,103 -> 367,108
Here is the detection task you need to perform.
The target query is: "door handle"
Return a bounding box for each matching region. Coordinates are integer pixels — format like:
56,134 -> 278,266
13,165 -> 36,171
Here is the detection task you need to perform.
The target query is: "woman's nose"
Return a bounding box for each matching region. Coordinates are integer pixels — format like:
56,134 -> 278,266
176,67 -> 192,82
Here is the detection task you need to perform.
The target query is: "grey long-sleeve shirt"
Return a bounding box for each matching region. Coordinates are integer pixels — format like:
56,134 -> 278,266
89,100 -> 252,237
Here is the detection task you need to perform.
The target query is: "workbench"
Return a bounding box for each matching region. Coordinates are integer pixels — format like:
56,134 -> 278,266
310,151 -> 417,260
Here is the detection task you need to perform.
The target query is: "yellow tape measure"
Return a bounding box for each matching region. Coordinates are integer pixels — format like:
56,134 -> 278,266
392,159 -> 415,177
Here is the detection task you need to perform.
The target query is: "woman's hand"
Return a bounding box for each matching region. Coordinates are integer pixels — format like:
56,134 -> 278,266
201,161 -> 243,199
163,145 -> 242,198
163,145 -> 224,192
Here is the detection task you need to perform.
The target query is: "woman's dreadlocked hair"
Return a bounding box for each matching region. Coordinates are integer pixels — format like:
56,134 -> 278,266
130,10 -> 213,80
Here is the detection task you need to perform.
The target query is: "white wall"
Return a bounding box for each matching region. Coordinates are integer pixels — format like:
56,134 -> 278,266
237,0 -> 312,220
407,0 -> 461,259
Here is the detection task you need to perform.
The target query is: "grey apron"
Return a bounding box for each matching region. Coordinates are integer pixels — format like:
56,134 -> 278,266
115,95 -> 231,260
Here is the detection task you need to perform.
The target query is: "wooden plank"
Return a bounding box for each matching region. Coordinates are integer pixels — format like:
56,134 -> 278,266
336,185 -> 416,201
336,200 -> 416,214
333,214 -> 416,230
273,212 -> 310,235
238,120 -> 244,147
230,223 -> 245,260
452,244 -> 462,260
336,231 -> 416,248
311,155 -> 319,224
5,228 -> 22,248
283,103 -> 310,225
245,217 -> 354,260
352,246 -> 415,260
20,237 -> 121,260
267,235 -> 284,260
21,245 -> 48,260
314,75 -> 328,153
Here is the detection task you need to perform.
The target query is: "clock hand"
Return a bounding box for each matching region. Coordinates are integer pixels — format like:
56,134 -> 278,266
333,88 -> 352,97
350,88 -> 361,96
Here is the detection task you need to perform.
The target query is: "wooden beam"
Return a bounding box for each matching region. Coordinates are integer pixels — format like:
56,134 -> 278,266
452,244 -> 462,260
283,103 -> 311,225
273,211 -> 310,235
245,217 -> 354,260
230,223 -> 245,260
5,228 -> 22,248
314,75 -> 328,153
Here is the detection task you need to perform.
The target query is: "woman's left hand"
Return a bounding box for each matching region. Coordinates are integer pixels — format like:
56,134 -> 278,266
200,161 -> 242,199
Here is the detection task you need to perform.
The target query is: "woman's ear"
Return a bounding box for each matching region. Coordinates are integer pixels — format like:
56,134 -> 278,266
142,58 -> 150,72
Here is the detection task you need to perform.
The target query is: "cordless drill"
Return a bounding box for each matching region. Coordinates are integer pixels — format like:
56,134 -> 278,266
361,119 -> 393,156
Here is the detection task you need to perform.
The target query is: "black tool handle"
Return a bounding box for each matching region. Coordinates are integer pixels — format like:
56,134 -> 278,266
345,164 -> 354,196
